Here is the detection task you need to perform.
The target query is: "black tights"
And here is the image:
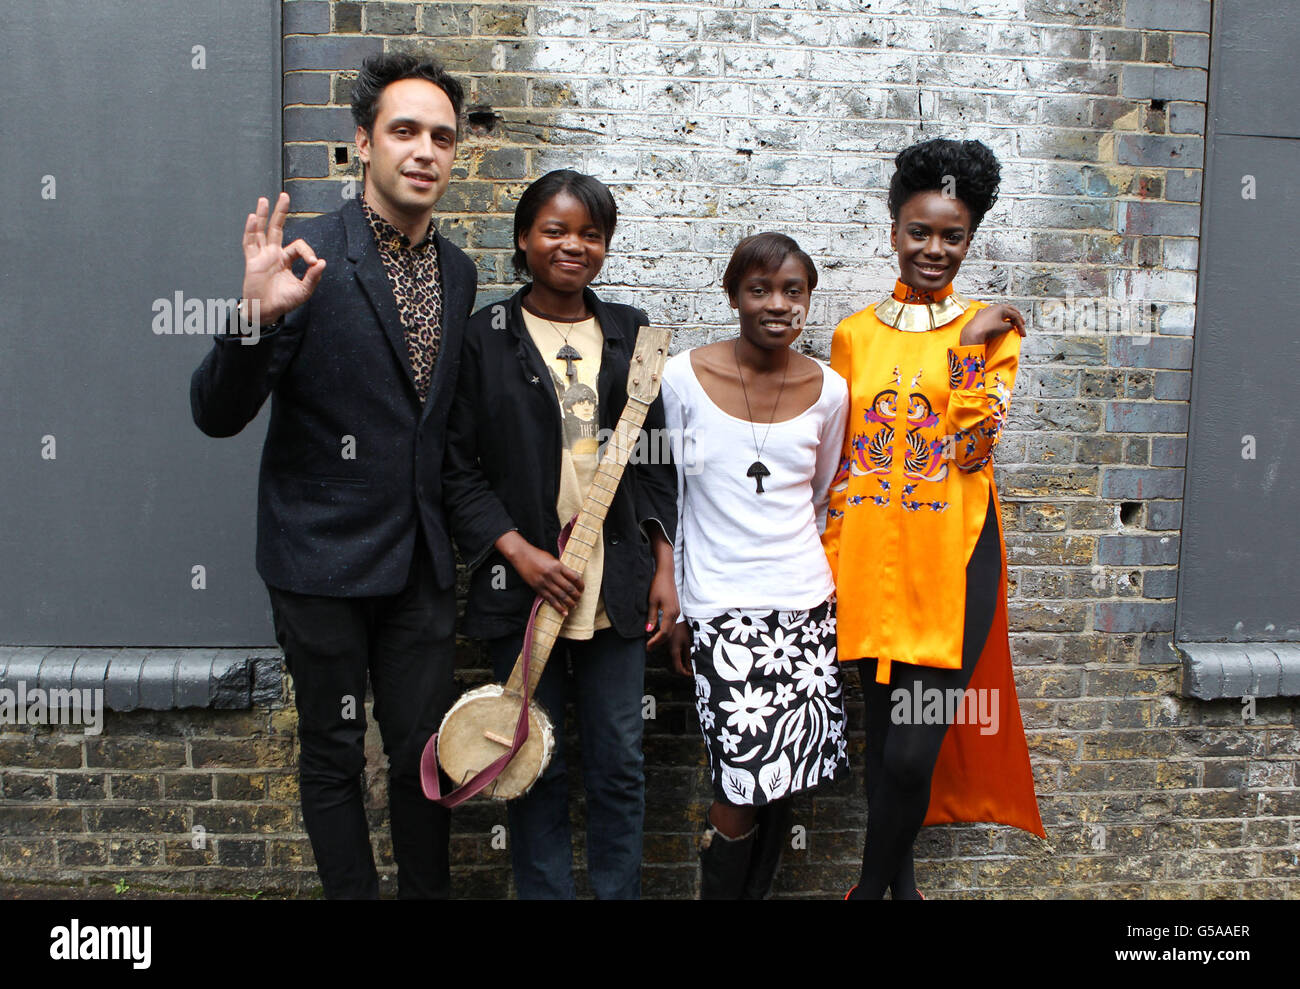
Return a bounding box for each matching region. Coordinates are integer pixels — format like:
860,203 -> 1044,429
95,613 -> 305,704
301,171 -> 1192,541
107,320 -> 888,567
856,496 -> 1001,899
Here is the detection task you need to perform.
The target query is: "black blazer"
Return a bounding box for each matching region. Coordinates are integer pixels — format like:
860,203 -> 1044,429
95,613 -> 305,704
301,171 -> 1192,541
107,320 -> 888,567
443,286 -> 677,639
190,197 -> 477,596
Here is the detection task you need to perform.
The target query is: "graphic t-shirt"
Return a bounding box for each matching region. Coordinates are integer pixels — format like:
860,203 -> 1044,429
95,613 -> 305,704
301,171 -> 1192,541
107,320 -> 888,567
521,309 -> 611,638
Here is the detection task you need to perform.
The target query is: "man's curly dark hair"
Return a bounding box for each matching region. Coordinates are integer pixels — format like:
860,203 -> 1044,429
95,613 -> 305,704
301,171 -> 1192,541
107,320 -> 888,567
887,138 -> 1001,235
350,53 -> 464,135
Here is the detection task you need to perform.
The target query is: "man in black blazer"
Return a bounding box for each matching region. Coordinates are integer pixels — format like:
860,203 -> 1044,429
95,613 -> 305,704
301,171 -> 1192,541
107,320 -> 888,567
190,54 -> 476,898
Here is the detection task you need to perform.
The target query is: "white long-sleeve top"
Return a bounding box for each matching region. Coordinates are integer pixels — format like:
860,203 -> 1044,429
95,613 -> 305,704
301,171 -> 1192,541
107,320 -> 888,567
661,350 -> 850,619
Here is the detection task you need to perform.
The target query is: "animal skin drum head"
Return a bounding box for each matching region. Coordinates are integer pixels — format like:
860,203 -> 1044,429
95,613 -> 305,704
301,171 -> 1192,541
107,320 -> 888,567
437,684 -> 555,800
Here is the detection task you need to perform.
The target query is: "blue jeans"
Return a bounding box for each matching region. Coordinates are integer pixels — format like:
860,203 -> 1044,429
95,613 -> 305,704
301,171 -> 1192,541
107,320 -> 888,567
488,627 -> 646,899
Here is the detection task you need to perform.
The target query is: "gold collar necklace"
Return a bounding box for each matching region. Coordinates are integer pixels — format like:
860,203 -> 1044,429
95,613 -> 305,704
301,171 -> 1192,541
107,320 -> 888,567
875,279 -> 971,333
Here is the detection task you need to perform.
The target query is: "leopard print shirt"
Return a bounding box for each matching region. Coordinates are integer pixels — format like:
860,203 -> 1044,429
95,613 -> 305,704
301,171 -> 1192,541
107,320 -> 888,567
362,199 -> 443,402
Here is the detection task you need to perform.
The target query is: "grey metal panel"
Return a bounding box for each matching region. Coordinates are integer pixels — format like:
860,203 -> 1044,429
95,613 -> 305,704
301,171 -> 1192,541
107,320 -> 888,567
175,651 -> 219,708
1178,135 -> 1300,642
36,649 -> 82,691
1211,0 -> 1300,139
1276,646 -> 1300,695
1178,642 -> 1300,699
0,653 -> 46,690
70,651 -> 113,691
0,645 -> 21,681
1178,0 -> 1300,648
0,646 -> 279,710
0,0 -> 281,645
139,652 -> 184,709
104,651 -> 146,710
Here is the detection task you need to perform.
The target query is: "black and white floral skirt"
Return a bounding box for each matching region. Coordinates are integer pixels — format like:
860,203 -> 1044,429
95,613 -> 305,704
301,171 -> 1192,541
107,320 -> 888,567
688,595 -> 849,807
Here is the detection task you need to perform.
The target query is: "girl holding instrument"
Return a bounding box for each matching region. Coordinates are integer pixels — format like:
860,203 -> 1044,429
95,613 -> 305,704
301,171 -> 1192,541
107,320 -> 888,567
442,170 -> 678,899
665,232 -> 850,899
823,138 -> 1044,900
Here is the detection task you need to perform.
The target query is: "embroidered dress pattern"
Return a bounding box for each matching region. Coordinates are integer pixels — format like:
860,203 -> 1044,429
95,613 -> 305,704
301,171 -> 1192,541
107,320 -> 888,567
823,279 -> 1021,678
690,597 -> 848,806
822,279 -> 1045,837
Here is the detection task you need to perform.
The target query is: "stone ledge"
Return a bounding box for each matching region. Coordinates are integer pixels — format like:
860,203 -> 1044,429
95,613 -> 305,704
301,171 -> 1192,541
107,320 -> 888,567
0,648 -> 283,711
1176,642 -> 1300,699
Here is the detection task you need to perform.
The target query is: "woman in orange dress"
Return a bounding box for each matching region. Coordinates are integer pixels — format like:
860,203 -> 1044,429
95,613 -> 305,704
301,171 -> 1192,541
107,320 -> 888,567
824,138 -> 1044,900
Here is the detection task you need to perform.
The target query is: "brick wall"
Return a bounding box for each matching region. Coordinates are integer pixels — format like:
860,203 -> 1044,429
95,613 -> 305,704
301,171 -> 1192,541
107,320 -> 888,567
3,0 -> 1296,898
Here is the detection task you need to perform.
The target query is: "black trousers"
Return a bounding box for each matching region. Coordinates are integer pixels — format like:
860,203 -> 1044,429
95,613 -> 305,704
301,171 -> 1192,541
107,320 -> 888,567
857,494 -> 1002,897
266,542 -> 457,899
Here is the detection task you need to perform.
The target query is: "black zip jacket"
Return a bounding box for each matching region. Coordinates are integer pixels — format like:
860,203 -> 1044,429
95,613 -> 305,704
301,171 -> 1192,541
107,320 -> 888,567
443,285 -> 677,639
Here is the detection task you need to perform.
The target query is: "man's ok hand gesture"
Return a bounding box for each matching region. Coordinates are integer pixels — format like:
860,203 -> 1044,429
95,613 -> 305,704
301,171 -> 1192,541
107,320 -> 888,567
241,192 -> 326,326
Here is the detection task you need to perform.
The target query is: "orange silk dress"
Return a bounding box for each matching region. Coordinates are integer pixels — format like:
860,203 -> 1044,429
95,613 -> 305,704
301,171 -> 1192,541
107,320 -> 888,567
823,280 -> 1044,837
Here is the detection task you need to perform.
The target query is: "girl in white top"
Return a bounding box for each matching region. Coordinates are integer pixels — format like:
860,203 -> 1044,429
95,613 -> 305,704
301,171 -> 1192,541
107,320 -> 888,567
663,232 -> 849,899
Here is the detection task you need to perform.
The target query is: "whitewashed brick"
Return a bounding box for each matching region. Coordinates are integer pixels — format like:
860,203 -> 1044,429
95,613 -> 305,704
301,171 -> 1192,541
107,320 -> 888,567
689,221 -> 753,254
588,5 -> 647,40
642,79 -> 696,111
693,151 -> 751,185
699,10 -> 753,43
640,150 -> 695,182
534,8 -> 587,38
646,10 -> 698,43
624,219 -> 693,251
394,0 -> 1211,519
756,11 -> 835,47
989,93 -> 1041,125
751,82 -> 837,117
807,49 -> 912,84
1162,238 -> 1198,271
940,0 -> 1029,17
583,148 -> 643,183
618,42 -> 722,77
616,182 -> 719,219
1157,302 -> 1197,335
604,253 -> 718,289
586,78 -> 643,111
832,16 -> 936,51
829,155 -> 880,189
696,82 -> 753,115
518,40 -> 611,74
718,188 -> 808,223
720,44 -> 810,80
1113,269 -> 1198,305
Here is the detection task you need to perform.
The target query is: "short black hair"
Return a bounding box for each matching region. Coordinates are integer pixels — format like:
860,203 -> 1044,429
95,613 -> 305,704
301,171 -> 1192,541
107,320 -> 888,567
887,138 -> 1001,234
350,53 -> 464,134
722,232 -> 818,301
512,170 -> 618,280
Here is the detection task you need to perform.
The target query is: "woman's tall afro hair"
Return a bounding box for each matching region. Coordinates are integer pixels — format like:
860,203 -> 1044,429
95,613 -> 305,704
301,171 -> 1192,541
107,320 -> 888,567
887,138 -> 1001,234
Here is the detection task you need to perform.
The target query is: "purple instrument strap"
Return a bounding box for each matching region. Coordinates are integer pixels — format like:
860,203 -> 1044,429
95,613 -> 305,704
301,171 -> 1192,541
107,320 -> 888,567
419,518 -> 576,807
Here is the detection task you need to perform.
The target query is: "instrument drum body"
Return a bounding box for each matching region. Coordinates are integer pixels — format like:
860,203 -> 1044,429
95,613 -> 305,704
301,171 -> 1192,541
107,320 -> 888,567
435,684 -> 555,800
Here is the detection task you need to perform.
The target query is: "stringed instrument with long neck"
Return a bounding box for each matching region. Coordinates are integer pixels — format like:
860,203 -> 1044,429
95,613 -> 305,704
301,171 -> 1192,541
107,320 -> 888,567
420,325 -> 673,805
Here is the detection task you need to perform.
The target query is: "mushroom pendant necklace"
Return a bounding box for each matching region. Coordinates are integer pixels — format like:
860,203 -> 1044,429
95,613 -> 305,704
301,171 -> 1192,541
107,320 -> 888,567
734,340 -> 789,495
525,299 -> 587,386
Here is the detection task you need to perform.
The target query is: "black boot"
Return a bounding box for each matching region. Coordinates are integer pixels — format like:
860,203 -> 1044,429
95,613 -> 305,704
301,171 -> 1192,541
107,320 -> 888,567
740,800 -> 795,900
698,822 -> 756,900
